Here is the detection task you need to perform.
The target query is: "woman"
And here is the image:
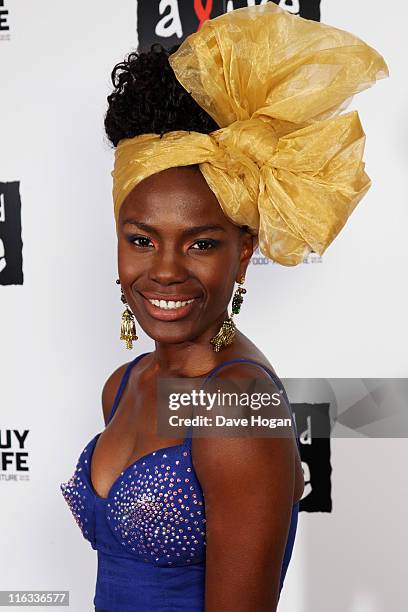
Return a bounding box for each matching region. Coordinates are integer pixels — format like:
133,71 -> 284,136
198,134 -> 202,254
60,4 -> 387,611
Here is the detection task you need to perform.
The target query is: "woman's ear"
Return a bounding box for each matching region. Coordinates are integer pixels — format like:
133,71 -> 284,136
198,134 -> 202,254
239,227 -> 256,274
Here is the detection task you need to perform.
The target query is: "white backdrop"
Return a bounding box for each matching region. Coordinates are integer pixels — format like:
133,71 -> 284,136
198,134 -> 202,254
0,1 -> 407,610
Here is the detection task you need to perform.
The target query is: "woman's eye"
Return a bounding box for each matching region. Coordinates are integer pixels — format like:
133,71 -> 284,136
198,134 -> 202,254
128,235 -> 153,248
190,239 -> 218,251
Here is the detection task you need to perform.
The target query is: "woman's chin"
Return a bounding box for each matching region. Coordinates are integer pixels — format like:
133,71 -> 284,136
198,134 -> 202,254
135,320 -> 202,346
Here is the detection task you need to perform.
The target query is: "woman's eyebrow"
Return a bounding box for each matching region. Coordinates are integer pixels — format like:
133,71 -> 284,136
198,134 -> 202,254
122,219 -> 227,236
122,219 -> 155,232
184,224 -> 227,236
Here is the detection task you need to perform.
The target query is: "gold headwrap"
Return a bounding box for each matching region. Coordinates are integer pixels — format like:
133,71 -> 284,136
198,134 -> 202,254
112,3 -> 389,266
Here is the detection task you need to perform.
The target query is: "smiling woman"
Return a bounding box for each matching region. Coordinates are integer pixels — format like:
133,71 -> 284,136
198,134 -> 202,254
117,166 -> 253,340
59,3 -> 388,612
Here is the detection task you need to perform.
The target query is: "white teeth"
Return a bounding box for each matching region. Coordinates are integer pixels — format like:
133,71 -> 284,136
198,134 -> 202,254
148,298 -> 195,310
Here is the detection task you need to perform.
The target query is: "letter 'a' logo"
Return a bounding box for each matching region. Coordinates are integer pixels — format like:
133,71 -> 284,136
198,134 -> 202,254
136,1 -> 321,51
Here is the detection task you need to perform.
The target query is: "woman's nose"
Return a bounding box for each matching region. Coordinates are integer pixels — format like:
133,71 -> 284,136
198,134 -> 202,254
148,248 -> 189,285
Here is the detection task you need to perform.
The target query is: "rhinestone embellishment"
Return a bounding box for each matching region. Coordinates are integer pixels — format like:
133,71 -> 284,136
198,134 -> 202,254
60,439 -> 206,566
60,445 -> 95,546
108,448 -> 206,566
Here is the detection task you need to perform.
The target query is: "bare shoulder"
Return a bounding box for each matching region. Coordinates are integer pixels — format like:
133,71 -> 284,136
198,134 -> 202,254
194,355 -> 303,503
206,355 -> 283,407
196,357 -> 292,464
101,352 -> 154,425
101,361 -> 132,425
228,330 -> 278,376
208,359 -> 275,382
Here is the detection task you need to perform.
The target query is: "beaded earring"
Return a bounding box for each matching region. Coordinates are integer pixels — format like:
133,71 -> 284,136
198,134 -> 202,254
210,274 -> 246,352
116,279 -> 138,349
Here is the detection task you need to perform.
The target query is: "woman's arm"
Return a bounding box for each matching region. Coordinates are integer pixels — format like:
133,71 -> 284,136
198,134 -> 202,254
193,362 -> 298,612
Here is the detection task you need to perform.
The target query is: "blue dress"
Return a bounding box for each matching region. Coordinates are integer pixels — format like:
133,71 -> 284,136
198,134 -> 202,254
60,352 -> 300,611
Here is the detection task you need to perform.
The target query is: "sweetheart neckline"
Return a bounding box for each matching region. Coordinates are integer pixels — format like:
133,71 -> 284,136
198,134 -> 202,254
84,432 -> 190,502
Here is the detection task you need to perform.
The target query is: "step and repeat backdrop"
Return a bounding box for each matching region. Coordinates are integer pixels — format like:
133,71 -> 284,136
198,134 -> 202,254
1,1 -> 406,611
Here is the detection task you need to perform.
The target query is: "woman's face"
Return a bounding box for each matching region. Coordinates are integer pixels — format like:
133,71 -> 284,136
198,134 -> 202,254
117,166 -> 254,346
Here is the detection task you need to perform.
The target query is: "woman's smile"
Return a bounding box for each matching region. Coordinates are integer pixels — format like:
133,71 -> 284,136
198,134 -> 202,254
138,291 -> 202,322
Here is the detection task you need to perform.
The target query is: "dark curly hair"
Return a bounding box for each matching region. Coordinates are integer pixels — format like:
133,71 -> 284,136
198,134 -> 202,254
104,43 -> 219,147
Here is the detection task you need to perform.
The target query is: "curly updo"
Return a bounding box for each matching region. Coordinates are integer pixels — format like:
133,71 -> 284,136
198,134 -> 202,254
104,43 -> 219,147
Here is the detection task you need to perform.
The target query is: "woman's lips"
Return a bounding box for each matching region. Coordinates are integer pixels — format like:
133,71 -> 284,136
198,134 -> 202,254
139,293 -> 200,321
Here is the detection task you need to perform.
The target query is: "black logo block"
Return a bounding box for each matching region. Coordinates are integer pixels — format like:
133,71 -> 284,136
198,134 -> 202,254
0,182 -> 23,285
293,402 -> 332,513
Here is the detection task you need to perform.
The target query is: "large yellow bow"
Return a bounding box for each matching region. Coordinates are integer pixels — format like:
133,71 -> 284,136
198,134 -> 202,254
112,3 -> 389,266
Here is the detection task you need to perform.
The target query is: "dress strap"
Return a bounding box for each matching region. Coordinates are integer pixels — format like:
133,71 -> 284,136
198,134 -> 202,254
107,352 -> 151,425
184,358 -> 301,456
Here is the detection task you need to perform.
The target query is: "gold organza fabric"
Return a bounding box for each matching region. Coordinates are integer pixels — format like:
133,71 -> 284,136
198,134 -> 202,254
112,3 -> 389,266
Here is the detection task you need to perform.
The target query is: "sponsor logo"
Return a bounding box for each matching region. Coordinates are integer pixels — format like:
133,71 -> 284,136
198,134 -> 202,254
136,0 -> 321,50
0,429 -> 30,483
0,0 -> 10,41
250,246 -> 323,266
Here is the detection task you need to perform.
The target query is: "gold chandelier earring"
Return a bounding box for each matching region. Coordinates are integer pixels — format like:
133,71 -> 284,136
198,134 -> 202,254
116,279 -> 138,349
210,274 -> 246,352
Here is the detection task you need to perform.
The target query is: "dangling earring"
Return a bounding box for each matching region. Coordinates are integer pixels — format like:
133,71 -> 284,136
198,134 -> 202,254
116,279 -> 138,349
210,274 -> 246,352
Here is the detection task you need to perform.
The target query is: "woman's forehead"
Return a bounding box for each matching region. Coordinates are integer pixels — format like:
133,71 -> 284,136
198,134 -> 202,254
119,166 -> 232,228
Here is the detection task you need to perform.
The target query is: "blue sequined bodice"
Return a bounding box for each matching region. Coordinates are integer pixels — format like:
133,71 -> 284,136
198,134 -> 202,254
60,353 -> 300,611
61,428 -> 206,566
